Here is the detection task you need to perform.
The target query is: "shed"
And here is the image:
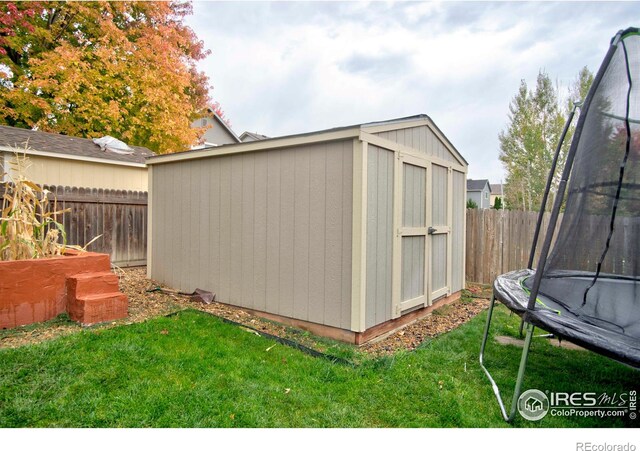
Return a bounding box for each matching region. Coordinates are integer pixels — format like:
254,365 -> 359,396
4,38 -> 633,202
0,125 -> 153,191
147,114 -> 468,343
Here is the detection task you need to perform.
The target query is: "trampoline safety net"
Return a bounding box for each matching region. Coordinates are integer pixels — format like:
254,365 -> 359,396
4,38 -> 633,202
481,30 -> 640,423
523,28 -> 640,343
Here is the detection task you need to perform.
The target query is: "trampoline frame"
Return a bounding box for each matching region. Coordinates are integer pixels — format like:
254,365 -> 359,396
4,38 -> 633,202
480,295 -> 534,422
478,27 -> 635,422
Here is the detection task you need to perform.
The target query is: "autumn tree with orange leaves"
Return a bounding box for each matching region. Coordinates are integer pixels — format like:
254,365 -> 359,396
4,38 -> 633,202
0,1 -> 214,154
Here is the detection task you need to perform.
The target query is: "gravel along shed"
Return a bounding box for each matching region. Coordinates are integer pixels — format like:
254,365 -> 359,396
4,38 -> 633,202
147,115 -> 468,344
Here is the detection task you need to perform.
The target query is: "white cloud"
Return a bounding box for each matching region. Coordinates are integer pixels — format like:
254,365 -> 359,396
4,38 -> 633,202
187,1 -> 636,183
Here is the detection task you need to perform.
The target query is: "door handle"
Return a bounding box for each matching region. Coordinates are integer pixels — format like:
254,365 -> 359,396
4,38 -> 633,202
428,226 -> 437,235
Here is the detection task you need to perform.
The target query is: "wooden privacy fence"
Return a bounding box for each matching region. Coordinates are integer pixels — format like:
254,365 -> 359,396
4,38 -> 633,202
46,185 -> 148,267
466,209 -> 559,285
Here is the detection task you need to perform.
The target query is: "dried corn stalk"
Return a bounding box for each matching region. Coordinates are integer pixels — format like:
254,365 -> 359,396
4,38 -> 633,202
0,149 -> 70,261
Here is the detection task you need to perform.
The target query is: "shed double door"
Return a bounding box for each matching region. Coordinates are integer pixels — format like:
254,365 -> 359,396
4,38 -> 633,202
395,154 -> 451,316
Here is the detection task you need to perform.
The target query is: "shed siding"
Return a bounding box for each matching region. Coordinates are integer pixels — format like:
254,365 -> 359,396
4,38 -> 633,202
451,170 -> 465,292
401,236 -> 425,302
432,235 -> 447,290
401,163 -> 426,303
365,145 -> 394,329
374,126 -> 458,164
432,165 -> 448,226
151,140 -> 353,330
402,163 -> 426,227
431,165 -> 448,293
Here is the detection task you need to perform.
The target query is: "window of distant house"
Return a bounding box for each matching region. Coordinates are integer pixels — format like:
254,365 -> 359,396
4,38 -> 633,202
485,191 -> 488,199
201,118 -> 207,127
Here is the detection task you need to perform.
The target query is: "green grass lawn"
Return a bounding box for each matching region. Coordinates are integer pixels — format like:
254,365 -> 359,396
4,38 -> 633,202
0,306 -> 636,427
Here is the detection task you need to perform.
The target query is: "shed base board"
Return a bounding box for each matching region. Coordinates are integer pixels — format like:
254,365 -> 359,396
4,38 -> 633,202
355,291 -> 461,344
229,290 -> 461,345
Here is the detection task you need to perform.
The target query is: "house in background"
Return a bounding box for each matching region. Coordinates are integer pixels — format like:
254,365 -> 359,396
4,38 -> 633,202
190,107 -> 240,147
239,131 -> 269,142
490,183 -> 504,207
467,179 -> 491,209
0,125 -> 153,191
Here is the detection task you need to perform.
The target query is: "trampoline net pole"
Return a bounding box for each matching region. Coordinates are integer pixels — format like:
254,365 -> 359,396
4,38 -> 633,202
527,104 -> 578,270
526,31 -> 623,311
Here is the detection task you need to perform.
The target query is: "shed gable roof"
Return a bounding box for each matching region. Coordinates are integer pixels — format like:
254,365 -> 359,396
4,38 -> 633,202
148,114 -> 467,167
0,125 -> 154,165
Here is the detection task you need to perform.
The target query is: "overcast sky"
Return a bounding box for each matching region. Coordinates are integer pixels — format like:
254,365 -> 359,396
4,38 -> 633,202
186,1 -> 637,183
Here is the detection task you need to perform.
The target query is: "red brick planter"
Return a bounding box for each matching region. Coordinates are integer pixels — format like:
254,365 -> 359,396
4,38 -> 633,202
0,250 -> 128,329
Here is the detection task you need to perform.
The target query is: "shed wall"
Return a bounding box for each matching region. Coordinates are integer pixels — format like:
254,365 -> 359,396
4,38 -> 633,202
365,145 -> 394,329
151,140 -> 353,330
363,142 -> 466,328
451,170 -> 465,292
374,126 -> 458,164
401,163 -> 427,304
431,165 -> 449,293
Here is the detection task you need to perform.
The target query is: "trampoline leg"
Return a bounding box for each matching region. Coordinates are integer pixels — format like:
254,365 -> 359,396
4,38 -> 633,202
479,295 -> 535,422
479,295 -> 496,362
509,322 -> 534,421
518,318 -> 525,338
479,295 -> 511,421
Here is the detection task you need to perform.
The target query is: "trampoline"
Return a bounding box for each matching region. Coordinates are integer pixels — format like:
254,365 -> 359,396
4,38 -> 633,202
480,27 -> 640,422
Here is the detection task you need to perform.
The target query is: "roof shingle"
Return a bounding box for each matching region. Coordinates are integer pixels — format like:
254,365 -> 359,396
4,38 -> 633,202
467,179 -> 490,191
0,125 -> 154,164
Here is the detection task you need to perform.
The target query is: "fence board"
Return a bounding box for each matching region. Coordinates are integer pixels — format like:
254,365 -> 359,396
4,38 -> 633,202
466,209 -> 563,285
0,183 -> 147,266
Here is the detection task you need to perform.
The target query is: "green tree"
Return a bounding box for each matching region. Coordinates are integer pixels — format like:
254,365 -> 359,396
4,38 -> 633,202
493,197 -> 503,210
466,199 -> 478,209
567,66 -> 595,110
0,1 -> 214,154
499,68 -> 593,211
554,67 -> 594,204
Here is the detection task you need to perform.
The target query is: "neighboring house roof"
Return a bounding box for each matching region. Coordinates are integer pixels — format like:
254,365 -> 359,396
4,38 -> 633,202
490,183 -> 504,195
0,125 -> 154,166
239,131 -> 269,142
150,114 -> 468,167
467,179 -> 490,192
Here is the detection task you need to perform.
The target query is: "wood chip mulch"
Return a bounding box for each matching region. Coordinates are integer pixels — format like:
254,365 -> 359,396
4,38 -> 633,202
361,293 -> 490,357
0,268 -> 492,359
